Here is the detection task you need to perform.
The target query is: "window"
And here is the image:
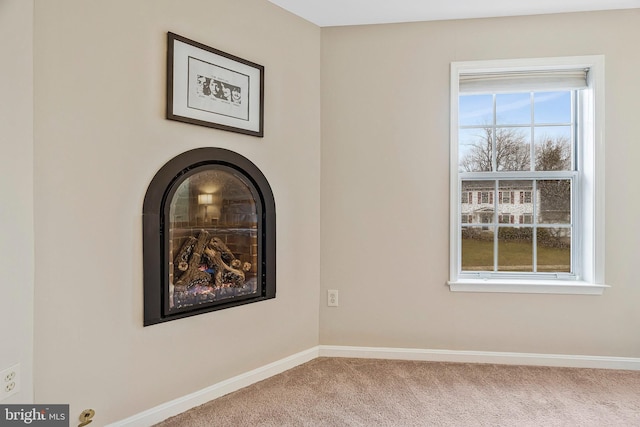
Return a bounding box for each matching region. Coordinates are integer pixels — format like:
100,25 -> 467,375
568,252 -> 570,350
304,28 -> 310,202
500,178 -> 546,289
519,214 -> 533,225
448,56 -> 607,294
519,191 -> 532,204
499,191 -> 512,204
498,214 -> 512,224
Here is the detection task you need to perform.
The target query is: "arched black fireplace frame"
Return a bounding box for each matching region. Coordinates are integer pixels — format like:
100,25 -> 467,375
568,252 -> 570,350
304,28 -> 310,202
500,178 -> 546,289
143,148 -> 275,326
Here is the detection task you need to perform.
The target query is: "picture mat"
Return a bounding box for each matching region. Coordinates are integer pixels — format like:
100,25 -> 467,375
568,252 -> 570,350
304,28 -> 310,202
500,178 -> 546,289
171,39 -> 261,133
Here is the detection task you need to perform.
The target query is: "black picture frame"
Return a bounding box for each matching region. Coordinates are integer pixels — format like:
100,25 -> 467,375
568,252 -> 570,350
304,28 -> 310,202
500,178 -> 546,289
166,32 -> 264,137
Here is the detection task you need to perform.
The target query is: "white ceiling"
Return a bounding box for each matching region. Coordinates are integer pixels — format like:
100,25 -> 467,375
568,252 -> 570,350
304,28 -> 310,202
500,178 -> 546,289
268,0 -> 640,27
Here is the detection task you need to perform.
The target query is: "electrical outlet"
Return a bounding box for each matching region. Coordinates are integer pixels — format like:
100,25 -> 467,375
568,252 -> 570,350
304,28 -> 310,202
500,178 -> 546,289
328,289 -> 339,307
1,363 -> 20,401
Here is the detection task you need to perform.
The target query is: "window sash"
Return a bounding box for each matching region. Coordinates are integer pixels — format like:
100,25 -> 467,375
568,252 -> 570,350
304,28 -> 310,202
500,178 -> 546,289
458,174 -> 575,277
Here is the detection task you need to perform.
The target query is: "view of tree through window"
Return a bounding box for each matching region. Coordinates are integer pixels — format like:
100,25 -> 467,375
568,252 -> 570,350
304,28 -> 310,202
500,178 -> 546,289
458,91 -> 573,274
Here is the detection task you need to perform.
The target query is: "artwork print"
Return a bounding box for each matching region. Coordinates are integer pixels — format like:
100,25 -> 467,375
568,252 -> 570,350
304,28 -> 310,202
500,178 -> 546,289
167,32 -> 264,137
188,57 -> 250,122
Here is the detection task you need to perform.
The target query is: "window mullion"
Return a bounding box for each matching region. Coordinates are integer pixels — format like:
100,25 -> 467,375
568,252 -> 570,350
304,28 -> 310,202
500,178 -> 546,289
492,94 -> 497,172
530,92 -> 535,172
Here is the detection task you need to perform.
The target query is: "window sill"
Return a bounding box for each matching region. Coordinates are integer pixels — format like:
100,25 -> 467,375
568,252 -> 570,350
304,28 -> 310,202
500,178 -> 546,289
447,279 -> 609,295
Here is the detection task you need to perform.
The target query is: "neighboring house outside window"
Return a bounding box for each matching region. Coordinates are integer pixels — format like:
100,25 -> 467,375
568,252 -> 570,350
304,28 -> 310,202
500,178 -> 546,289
448,56 -> 607,295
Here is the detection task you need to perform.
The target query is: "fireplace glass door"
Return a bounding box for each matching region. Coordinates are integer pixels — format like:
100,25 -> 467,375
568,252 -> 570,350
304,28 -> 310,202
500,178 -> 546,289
167,166 -> 260,314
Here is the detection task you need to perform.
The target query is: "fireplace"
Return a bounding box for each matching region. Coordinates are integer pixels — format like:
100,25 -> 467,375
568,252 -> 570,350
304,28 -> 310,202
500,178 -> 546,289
143,148 -> 275,326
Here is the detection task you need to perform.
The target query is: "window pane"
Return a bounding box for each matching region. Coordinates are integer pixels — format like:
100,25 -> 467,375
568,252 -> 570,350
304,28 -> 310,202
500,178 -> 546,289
497,180 -> 534,225
459,94 -> 493,126
497,227 -> 533,272
537,227 -> 571,272
498,180 -> 517,226
459,128 -> 493,172
534,91 -> 571,124
462,226 -> 494,271
496,93 -> 531,125
495,127 -> 531,171
538,179 -> 571,224
534,126 -> 572,171
462,180 -> 495,225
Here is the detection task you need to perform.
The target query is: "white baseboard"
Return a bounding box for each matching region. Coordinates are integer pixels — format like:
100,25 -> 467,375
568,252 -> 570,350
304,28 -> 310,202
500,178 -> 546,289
109,345 -> 640,426
106,347 -> 319,427
318,345 -> 640,370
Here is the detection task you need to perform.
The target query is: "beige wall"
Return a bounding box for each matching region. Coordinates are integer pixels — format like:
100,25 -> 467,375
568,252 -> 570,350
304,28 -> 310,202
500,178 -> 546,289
33,0 -> 320,423
0,0 -> 34,404
321,10 -> 640,356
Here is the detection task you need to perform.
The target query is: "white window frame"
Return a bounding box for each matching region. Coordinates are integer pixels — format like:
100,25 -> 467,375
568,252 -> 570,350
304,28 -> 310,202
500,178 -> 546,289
448,56 -> 608,295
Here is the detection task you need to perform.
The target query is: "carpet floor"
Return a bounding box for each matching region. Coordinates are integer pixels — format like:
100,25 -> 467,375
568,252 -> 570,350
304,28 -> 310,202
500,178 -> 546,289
154,357 -> 640,426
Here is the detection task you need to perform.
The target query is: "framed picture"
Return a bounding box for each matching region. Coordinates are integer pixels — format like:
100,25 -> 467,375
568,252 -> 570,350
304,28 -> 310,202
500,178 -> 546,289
166,32 -> 264,137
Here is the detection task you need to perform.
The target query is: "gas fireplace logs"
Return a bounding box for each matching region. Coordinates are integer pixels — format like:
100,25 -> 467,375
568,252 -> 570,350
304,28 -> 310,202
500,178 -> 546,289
173,230 -> 251,292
